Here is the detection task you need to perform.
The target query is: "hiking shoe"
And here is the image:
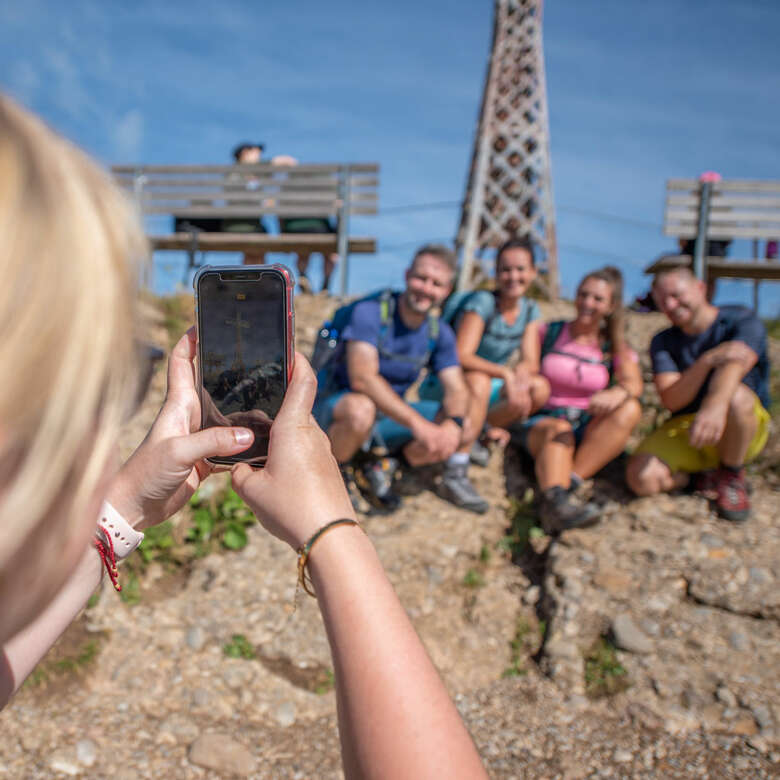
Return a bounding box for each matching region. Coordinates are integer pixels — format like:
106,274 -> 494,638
539,486 -> 601,535
714,467 -> 751,523
357,457 -> 402,512
441,462 -> 489,514
691,469 -> 718,499
469,440 -> 491,468
340,465 -> 370,513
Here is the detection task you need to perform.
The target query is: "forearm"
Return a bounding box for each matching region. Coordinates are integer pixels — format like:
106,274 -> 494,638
0,546 -> 103,708
458,353 -> 508,380
659,359 -> 712,411
309,526 -> 487,780
703,361 -> 746,408
352,373 -> 425,429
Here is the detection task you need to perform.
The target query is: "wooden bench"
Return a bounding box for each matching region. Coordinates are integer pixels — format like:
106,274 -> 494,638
646,178 -> 780,308
111,163 -> 379,295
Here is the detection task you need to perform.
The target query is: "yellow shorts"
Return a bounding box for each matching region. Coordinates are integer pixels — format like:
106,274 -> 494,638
635,392 -> 771,473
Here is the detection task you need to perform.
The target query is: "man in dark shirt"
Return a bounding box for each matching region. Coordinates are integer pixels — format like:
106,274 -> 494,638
626,266 -> 770,521
313,244 -> 488,513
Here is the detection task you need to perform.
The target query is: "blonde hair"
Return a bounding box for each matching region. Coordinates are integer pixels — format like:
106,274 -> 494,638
577,265 -> 626,354
0,95 -> 148,570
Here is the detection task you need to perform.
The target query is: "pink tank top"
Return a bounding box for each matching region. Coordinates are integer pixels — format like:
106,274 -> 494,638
539,322 -> 637,410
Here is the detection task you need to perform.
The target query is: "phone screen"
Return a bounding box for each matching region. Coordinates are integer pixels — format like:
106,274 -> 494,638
197,269 -> 288,464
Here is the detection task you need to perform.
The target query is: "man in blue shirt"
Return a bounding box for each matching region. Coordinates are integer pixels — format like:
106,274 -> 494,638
626,266 -> 771,521
313,244 -> 488,513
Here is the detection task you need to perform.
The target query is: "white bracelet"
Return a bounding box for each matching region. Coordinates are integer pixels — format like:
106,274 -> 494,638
97,501 -> 144,559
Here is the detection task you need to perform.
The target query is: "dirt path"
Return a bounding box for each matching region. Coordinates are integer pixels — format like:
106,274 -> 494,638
0,292 -> 777,778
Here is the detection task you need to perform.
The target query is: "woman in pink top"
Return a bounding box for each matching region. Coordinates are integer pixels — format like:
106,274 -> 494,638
513,267 -> 643,533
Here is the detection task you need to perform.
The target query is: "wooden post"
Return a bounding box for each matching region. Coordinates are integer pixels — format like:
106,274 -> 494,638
337,165 -> 351,297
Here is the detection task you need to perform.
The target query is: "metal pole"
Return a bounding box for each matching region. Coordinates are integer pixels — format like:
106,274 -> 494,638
752,238 -> 760,312
337,165 -> 351,297
693,180 -> 712,281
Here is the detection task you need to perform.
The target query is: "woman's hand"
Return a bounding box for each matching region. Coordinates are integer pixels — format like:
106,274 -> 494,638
108,330 -> 255,530
231,354 -> 355,551
503,366 -> 532,418
587,385 -> 629,417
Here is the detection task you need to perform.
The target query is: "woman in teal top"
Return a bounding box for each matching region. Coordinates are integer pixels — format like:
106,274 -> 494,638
420,236 -> 549,473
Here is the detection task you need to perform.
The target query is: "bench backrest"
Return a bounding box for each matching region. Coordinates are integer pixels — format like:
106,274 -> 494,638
664,178 -> 780,241
111,163 -> 379,220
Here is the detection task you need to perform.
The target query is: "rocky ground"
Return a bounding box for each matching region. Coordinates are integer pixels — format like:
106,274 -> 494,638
0,290 -> 778,779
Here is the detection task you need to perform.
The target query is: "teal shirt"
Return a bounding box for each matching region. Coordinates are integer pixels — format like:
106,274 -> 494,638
455,290 -> 540,365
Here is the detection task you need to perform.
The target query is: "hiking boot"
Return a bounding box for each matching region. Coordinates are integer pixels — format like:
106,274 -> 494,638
714,467 -> 751,523
691,469 -> 717,498
539,486 -> 601,535
441,462 -> 489,514
469,440 -> 491,468
357,457 -> 402,512
340,464 -> 370,513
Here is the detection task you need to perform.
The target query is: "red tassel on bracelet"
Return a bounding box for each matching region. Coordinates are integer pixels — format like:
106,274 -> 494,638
94,525 -> 121,591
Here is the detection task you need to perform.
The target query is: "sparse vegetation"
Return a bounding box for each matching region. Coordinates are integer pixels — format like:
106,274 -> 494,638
498,488 -> 542,558
462,568 -> 485,588
223,634 -> 256,660
584,637 -> 630,698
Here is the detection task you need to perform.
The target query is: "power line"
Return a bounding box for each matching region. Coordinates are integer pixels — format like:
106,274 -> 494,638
376,199 -> 662,231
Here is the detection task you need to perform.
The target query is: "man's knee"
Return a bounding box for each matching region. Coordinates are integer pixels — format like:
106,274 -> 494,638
333,393 -> 376,434
727,383 -> 756,424
626,452 -> 674,496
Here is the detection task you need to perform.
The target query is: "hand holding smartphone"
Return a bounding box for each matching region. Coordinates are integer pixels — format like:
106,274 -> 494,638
194,264 -> 295,466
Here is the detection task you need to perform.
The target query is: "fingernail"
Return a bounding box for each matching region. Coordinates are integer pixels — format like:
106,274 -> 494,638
234,429 -> 253,445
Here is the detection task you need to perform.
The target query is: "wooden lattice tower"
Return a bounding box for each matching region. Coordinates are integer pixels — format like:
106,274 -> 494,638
456,0 -> 558,296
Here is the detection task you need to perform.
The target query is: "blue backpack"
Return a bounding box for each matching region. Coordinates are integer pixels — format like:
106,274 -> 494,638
310,289 -> 439,388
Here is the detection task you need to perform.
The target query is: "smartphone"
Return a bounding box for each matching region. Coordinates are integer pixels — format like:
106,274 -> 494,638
194,264 -> 295,467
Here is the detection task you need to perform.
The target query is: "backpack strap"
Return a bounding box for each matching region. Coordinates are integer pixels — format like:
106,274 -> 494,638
541,320 -> 566,358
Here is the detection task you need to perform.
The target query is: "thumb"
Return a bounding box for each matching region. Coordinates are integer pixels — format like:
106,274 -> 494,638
274,352 -> 317,423
167,426 -> 254,468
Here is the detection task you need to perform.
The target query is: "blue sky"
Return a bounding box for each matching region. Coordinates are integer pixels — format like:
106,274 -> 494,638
2,0 -> 779,313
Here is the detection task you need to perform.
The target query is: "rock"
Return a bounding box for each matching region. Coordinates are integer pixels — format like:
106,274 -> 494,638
715,686 -> 737,709
189,734 -> 256,776
593,570 -> 632,595
749,566 -> 771,584
186,626 -> 206,651
222,663 -> 255,690
613,748 -> 633,763
611,613 -> 653,654
731,716 -> 759,736
76,739 -> 97,768
159,714 -> 200,744
48,750 -> 80,776
273,700 -> 297,727
522,585 -> 541,606
700,533 -> 724,549
752,704 -> 773,731
728,631 -> 750,651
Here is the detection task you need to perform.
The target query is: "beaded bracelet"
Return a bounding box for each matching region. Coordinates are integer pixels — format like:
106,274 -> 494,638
296,518 -> 362,598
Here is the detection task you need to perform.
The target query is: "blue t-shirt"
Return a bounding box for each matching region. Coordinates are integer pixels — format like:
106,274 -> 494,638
334,292 -> 459,396
452,290 -> 540,365
650,305 -> 770,414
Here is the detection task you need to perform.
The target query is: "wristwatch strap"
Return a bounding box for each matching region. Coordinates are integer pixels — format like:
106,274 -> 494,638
97,501 -> 144,560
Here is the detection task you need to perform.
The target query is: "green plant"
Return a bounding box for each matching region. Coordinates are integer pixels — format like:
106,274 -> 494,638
188,487 -> 256,554
498,489 -> 542,558
314,668 -> 335,695
119,570 -> 141,605
462,568 -> 485,588
584,638 -> 630,698
24,638 -> 102,688
138,521 -> 176,563
223,634 -> 256,660
479,544 -> 491,563
502,617 -> 532,678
